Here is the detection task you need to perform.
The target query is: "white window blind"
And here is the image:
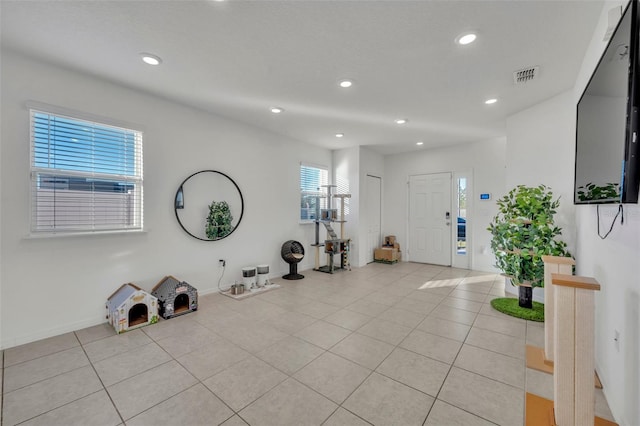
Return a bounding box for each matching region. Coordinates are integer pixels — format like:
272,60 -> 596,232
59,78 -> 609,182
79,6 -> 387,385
30,110 -> 143,234
300,163 -> 328,222
336,174 -> 350,216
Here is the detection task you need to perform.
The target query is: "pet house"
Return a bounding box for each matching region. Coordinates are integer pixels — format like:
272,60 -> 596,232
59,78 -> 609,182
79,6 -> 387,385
106,283 -> 159,334
151,276 -> 198,319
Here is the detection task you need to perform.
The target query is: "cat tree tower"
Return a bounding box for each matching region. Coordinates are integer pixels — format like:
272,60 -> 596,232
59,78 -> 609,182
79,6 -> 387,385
311,184 -> 351,274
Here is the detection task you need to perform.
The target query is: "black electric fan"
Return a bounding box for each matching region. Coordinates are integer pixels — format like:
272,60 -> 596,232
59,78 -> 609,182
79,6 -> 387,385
281,240 -> 305,280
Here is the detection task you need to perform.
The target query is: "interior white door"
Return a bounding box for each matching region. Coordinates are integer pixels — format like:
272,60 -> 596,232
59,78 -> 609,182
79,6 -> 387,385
366,175 -> 382,263
409,173 -> 452,266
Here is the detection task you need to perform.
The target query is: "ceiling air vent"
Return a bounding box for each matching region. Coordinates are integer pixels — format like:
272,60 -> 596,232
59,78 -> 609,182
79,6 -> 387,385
513,66 -> 540,84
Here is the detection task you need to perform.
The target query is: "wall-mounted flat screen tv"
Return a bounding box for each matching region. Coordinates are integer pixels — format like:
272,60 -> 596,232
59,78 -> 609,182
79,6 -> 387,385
575,0 -> 640,204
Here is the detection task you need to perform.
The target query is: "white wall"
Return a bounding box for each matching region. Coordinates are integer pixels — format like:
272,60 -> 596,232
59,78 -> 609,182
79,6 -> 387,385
331,146 -> 385,268
383,138 -> 506,272
358,147 -> 384,267
573,2 -> 640,424
505,90 -> 577,254
0,50 -> 332,349
575,205 -> 639,425
333,147 -> 360,266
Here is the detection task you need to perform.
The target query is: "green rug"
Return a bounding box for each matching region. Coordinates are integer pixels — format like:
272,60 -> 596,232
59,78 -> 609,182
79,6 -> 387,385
490,297 -> 544,322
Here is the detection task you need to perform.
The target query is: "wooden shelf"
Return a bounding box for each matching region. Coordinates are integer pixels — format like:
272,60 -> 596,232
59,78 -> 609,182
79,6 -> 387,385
551,273 -> 601,291
541,255 -> 575,265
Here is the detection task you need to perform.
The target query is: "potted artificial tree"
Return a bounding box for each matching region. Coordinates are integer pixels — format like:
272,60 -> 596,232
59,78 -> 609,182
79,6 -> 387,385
487,185 -> 572,309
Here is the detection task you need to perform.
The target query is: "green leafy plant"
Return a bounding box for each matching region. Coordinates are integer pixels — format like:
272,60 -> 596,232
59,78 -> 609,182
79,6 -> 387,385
487,185 -> 572,289
205,200 -> 234,239
576,182 -> 620,202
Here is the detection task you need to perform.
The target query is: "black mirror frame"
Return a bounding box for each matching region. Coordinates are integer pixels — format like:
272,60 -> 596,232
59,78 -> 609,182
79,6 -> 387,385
174,170 -> 244,241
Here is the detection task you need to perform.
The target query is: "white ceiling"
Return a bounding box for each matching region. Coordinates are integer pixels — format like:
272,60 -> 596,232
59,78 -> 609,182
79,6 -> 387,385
1,0 -> 604,155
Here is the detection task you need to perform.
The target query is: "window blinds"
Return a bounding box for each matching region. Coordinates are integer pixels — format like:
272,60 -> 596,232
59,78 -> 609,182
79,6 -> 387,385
30,110 -> 143,233
300,164 -> 328,221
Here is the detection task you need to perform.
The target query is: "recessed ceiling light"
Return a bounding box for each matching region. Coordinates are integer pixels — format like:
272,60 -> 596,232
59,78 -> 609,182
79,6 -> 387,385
485,98 -> 498,105
395,118 -> 408,125
270,107 -> 284,114
456,33 -> 477,45
140,53 -> 162,65
335,133 -> 344,138
339,80 -> 353,88
416,141 -> 424,146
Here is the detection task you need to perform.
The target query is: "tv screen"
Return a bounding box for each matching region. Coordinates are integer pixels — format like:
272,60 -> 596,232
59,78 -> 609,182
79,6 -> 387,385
575,0 -> 640,204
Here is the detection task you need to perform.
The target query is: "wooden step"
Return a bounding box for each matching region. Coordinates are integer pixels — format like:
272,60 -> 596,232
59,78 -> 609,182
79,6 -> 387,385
526,345 -> 602,388
525,393 -> 617,426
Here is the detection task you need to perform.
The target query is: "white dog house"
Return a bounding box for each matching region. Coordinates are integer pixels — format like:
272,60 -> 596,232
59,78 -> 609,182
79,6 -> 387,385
106,283 -> 159,334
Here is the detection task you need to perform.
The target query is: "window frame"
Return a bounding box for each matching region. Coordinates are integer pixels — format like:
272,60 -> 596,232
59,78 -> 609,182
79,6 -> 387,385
299,162 -> 329,224
29,106 -> 144,236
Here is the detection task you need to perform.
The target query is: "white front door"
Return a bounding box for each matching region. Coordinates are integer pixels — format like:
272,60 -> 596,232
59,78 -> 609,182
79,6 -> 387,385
409,173 -> 452,266
366,175 -> 382,263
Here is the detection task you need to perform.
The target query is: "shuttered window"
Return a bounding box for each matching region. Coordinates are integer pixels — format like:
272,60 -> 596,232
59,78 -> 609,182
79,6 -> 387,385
336,174 -> 350,216
300,163 -> 328,222
30,110 -> 143,234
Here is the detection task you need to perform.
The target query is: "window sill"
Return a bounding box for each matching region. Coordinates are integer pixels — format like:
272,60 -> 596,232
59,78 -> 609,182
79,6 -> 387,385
25,229 -> 148,239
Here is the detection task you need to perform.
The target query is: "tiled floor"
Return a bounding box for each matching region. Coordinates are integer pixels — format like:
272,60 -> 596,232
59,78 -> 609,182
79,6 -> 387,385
0,262 -> 616,426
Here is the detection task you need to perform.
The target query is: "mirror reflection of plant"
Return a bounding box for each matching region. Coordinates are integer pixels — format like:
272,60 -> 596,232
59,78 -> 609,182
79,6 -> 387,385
576,182 -> 620,201
488,185 -> 572,288
206,200 -> 234,240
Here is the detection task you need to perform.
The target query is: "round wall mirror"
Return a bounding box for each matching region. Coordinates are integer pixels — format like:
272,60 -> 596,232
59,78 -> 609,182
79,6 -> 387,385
174,170 -> 244,241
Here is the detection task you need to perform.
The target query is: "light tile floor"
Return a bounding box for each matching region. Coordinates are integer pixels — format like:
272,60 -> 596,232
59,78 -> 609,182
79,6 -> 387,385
0,262 -> 616,425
